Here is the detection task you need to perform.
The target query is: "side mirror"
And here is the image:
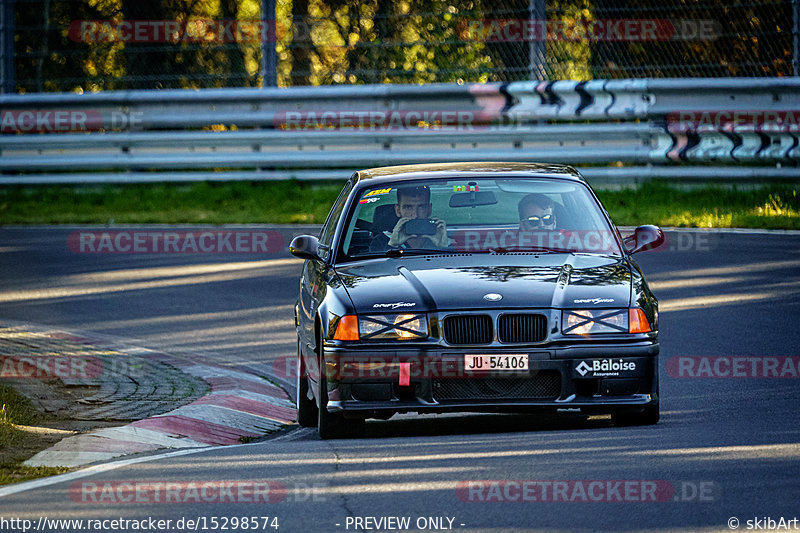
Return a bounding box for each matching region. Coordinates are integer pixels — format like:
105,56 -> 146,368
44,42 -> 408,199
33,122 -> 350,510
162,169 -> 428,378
624,225 -> 665,254
289,235 -> 321,260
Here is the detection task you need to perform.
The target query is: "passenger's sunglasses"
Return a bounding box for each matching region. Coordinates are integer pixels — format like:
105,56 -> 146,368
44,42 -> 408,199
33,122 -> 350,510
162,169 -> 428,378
521,214 -> 555,228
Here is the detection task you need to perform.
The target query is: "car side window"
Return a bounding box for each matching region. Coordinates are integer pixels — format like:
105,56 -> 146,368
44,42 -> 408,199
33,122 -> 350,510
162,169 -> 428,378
319,180 -> 354,248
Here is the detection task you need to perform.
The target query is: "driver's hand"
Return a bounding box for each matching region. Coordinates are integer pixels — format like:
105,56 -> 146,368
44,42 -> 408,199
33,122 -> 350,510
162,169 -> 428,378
388,218 -> 412,247
429,218 -> 448,248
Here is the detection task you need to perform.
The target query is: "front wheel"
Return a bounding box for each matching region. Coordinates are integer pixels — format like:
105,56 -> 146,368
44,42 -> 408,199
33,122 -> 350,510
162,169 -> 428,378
317,352 -> 347,439
296,339 -> 317,427
316,334 -> 363,439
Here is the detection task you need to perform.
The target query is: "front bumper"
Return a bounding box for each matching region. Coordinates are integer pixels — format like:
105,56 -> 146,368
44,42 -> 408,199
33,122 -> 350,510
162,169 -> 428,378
322,342 -> 658,417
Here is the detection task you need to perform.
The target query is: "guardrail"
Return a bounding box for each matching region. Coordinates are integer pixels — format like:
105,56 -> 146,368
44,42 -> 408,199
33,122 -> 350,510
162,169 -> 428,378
1,78 -> 799,184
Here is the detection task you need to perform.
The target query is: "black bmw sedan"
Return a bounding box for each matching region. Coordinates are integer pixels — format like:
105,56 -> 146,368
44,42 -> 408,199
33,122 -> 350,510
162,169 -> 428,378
290,162 -> 664,438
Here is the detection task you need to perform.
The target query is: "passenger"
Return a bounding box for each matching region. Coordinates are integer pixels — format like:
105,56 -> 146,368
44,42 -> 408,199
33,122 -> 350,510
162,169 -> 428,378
518,193 -> 557,231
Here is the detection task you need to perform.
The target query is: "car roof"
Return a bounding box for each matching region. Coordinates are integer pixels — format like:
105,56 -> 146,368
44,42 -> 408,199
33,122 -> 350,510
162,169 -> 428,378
353,162 -> 585,184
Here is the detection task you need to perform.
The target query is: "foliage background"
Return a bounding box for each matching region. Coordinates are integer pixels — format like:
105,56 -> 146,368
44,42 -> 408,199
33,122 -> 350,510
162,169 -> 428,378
10,0 -> 797,93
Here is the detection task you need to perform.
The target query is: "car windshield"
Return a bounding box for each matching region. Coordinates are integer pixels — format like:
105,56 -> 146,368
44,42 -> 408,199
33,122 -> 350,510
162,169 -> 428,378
339,177 -> 622,259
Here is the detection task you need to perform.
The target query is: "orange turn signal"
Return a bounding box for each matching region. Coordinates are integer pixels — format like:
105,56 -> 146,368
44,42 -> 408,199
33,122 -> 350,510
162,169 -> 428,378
628,308 -> 651,333
333,315 -> 359,341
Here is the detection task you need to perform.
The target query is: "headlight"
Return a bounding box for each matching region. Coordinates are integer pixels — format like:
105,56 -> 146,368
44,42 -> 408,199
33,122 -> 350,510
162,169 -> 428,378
562,309 -> 628,335
359,314 -> 428,340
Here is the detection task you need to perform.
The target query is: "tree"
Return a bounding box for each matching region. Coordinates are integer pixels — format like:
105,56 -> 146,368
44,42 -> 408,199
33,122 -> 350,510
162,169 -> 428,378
588,0 -> 793,78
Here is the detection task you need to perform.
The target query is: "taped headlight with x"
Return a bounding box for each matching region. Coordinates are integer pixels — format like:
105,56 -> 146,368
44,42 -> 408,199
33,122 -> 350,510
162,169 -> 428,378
358,314 -> 428,340
562,309 -> 628,335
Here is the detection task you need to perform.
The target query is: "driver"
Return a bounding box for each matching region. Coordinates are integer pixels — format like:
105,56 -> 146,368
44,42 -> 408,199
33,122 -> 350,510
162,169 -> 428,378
370,185 -> 447,251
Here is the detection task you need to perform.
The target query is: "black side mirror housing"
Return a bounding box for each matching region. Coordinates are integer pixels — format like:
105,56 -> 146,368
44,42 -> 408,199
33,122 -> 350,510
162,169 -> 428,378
624,225 -> 665,254
289,235 -> 322,260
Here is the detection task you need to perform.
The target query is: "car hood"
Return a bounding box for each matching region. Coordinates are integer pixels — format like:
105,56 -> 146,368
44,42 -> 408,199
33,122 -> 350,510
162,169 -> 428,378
334,253 -> 632,313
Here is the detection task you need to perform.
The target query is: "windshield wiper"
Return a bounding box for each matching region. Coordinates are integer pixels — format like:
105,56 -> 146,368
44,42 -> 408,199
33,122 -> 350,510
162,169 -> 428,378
487,246 -> 574,254
385,248 -> 457,257
486,246 -> 621,257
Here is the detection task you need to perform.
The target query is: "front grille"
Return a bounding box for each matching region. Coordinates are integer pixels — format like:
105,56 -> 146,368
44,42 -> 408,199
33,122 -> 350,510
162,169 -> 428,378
443,314 -> 493,345
433,371 -> 561,400
498,314 -> 548,343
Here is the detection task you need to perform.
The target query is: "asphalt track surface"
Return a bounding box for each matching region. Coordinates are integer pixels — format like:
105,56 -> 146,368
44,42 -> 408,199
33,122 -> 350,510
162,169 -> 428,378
1,226 -> 799,533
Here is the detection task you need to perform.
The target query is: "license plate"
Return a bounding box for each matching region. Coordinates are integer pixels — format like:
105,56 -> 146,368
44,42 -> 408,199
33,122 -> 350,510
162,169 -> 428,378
464,354 -> 529,372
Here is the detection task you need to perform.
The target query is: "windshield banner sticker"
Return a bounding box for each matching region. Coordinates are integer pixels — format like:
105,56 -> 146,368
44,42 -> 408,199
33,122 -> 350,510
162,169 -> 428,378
364,188 -> 392,198
452,229 -> 620,253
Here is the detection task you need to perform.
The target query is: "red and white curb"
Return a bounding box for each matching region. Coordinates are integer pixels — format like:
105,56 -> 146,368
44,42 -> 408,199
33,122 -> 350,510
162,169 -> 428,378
11,327 -> 296,468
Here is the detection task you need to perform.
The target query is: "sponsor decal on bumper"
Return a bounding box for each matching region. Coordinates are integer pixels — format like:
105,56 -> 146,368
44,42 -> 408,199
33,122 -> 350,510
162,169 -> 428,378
572,358 -> 649,378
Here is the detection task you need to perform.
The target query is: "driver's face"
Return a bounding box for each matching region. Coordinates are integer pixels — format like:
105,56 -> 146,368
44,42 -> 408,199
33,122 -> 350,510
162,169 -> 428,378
520,204 -> 555,230
395,195 -> 432,220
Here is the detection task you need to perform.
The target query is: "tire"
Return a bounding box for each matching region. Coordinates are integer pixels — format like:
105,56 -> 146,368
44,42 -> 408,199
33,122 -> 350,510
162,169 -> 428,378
296,339 -> 318,427
316,332 -> 363,439
613,404 -> 660,426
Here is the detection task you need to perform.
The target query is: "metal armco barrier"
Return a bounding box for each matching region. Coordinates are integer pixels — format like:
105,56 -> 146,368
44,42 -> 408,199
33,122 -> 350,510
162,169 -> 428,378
1,78 -> 798,184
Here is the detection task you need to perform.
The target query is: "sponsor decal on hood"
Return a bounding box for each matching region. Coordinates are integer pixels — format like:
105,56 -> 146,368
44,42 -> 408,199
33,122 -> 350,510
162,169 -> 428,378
372,301 -> 417,310
573,298 -> 616,304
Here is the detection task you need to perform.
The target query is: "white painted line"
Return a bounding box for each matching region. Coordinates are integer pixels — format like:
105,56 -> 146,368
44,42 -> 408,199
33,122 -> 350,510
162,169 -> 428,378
91,426 -> 208,448
209,388 -> 296,409
182,364 -> 270,385
161,404 -> 287,433
115,346 -> 158,355
269,427 -> 315,443
0,432 -> 304,500
24,451 -> 122,468
24,395 -> 291,467
0,319 -> 295,484
0,446 -> 218,499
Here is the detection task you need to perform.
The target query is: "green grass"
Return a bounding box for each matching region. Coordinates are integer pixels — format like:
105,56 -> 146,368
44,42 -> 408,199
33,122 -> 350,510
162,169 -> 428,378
597,182 -> 800,230
0,180 -> 799,229
0,180 -> 344,225
0,384 -> 39,429
0,384 -> 39,455
0,384 -> 70,485
0,463 -> 70,485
